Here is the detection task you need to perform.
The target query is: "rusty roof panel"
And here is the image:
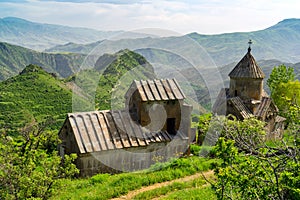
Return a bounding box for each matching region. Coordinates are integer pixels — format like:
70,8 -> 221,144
66,110 -> 174,153
154,79 -> 169,100
131,79 -> 185,101
168,78 -> 185,99
69,115 -> 86,154
254,97 -> 272,119
135,81 -> 148,101
161,79 -> 175,100
98,112 -> 115,150
229,97 -> 253,119
87,114 -> 102,152
77,115 -> 93,153
141,80 -> 155,101
147,80 -> 161,100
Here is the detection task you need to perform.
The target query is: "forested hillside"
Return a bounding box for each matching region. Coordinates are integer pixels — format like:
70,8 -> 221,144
0,64 -> 91,134
0,50 -> 156,134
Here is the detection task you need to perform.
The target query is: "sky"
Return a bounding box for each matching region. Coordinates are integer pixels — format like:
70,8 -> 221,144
0,0 -> 300,34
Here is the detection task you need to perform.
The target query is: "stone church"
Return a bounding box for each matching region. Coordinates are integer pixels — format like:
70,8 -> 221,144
213,43 -> 285,138
59,78 -> 193,177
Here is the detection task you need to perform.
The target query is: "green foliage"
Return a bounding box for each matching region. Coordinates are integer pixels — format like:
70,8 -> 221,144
0,121 -> 79,200
222,117 -> 266,149
95,49 -> 155,110
197,113 -> 212,145
267,64 -> 299,123
190,144 -> 202,155
267,64 -> 295,93
0,64 -> 91,134
271,80 -> 300,123
53,156 -> 217,200
211,117 -> 300,200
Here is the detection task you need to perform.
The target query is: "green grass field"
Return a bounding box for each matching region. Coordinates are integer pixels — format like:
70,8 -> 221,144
52,156 -> 217,200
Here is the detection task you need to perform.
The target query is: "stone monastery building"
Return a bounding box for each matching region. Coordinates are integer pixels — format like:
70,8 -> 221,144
213,44 -> 285,138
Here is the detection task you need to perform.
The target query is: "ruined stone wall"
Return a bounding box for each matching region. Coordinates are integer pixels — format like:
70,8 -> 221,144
76,139 -> 189,177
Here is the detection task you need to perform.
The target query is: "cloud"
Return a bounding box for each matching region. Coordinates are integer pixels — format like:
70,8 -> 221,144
0,0 -> 299,34
37,0 -> 148,4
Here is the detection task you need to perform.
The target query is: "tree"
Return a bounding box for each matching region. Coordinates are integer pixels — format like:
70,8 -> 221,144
271,80 -> 300,123
0,120 -> 79,200
210,117 -> 300,200
197,113 -> 212,145
267,64 -> 295,94
267,65 -> 299,123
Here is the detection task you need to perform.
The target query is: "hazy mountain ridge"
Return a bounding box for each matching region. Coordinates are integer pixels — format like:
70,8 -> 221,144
46,18 -> 300,66
0,17 -> 122,51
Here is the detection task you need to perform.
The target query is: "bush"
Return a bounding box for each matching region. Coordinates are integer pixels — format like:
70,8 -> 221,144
190,144 -> 201,155
90,173 -> 110,184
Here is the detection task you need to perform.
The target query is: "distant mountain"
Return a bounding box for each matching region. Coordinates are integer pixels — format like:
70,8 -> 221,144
0,17 -> 122,50
46,18 -> 300,66
189,18 -> 300,65
46,41 -> 103,54
0,42 -> 85,80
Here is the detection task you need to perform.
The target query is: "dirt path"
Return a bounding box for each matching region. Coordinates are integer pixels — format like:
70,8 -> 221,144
111,170 -> 214,200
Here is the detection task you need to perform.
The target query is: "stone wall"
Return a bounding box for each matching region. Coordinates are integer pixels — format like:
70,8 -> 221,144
76,138 -> 189,177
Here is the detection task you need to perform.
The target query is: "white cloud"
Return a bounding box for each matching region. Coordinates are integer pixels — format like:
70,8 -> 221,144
0,0 -> 299,34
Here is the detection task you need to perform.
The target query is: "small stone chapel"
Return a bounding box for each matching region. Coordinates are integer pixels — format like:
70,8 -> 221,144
213,41 -> 285,138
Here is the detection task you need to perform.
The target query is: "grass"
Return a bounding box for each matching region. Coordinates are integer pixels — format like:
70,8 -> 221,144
132,172 -> 215,200
160,186 -> 216,200
52,156 -> 218,200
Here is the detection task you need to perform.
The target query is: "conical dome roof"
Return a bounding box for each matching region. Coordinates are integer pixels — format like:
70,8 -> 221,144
228,47 -> 265,79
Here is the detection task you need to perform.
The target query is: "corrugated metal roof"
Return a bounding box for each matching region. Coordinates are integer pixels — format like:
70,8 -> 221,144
254,97 -> 272,119
228,50 -> 265,79
67,110 -> 175,154
229,97 -> 253,119
131,78 -> 186,101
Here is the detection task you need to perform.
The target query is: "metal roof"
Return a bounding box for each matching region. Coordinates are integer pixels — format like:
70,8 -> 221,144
229,97 -> 253,119
228,50 -> 265,79
254,97 -> 272,119
66,110 -> 176,154
129,78 -> 186,101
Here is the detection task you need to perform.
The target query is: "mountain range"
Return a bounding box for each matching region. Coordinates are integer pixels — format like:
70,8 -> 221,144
1,17 -> 300,66
44,18 -> 300,66
0,17 -> 122,51
0,17 -> 299,133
